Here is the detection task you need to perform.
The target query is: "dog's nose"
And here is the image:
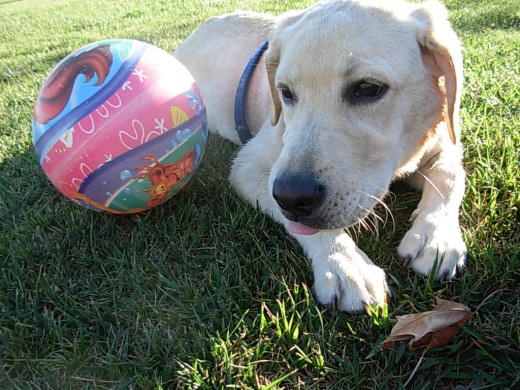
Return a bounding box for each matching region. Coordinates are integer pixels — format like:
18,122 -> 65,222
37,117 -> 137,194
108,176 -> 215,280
272,175 -> 325,217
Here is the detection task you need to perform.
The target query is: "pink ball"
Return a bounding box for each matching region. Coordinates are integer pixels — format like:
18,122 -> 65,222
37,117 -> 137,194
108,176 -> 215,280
32,39 -> 207,214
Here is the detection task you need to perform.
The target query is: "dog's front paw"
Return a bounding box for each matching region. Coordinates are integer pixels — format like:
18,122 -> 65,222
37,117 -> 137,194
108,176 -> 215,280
398,212 -> 467,280
313,253 -> 388,312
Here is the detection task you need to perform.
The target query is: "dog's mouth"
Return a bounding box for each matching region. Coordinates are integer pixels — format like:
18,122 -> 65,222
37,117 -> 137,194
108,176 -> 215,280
282,194 -> 378,234
288,220 -> 320,235
272,173 -> 387,234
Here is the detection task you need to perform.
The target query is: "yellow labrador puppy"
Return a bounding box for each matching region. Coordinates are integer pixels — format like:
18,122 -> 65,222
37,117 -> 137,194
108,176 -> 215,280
175,0 -> 466,312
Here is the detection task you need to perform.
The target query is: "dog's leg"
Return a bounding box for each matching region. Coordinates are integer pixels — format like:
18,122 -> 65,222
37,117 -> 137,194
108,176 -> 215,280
230,125 -> 388,312
398,148 -> 467,279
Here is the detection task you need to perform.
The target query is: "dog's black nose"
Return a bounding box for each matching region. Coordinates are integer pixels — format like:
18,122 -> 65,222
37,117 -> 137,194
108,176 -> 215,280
272,175 -> 325,217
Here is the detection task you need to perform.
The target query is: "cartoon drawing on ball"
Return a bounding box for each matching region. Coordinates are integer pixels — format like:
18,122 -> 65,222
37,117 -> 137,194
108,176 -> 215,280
33,45 -> 113,124
133,149 -> 196,207
58,181 -> 147,215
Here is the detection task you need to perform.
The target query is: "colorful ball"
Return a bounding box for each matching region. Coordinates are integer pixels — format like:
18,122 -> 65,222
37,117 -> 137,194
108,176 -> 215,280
32,39 -> 207,214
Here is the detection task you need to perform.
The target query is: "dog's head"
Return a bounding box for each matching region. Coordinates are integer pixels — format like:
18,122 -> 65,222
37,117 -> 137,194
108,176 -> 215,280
264,0 -> 463,232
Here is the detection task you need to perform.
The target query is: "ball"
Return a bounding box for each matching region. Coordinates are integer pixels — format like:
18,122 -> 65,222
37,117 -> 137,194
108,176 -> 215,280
32,39 -> 207,214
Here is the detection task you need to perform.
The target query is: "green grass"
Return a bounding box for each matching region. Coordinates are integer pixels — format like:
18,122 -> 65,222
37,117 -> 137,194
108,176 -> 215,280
0,0 -> 519,388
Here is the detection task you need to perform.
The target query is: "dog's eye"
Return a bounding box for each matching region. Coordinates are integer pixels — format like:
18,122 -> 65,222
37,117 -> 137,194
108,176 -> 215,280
355,82 -> 384,98
280,87 -> 296,104
348,80 -> 388,103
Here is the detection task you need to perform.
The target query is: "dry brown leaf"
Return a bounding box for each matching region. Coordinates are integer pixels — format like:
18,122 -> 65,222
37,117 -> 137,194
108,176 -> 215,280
382,298 -> 472,351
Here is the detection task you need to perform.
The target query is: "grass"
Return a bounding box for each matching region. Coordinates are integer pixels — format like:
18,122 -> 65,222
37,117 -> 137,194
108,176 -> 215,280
0,0 -> 519,388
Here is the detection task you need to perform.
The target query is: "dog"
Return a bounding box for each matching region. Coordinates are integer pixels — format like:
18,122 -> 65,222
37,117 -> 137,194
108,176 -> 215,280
174,0 -> 467,312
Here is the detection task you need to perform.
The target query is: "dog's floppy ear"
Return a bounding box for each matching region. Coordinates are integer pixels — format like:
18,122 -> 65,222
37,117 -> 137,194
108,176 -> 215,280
265,10 -> 304,125
412,1 -> 463,144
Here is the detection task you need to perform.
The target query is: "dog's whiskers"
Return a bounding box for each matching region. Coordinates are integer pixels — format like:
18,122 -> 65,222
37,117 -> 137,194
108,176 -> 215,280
367,194 -> 396,232
416,170 -> 444,200
359,206 -> 382,236
351,190 -> 395,236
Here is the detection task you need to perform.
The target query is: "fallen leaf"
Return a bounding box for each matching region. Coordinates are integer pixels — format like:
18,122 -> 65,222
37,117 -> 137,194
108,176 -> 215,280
382,298 -> 472,351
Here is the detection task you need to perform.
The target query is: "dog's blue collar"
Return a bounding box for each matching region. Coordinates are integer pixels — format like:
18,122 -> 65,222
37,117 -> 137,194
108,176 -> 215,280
234,40 -> 269,144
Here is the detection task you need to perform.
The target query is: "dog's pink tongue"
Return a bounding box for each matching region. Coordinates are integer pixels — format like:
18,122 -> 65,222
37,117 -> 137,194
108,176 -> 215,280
289,221 -> 320,235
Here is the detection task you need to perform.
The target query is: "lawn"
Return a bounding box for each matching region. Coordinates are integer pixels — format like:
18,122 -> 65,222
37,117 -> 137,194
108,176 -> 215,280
0,0 -> 519,388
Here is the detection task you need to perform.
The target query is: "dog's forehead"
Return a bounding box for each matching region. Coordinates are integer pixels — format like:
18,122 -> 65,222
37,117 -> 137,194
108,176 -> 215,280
276,1 -> 420,80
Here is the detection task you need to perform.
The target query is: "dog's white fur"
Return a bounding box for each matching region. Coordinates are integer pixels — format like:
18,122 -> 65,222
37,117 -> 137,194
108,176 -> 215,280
174,0 -> 467,312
